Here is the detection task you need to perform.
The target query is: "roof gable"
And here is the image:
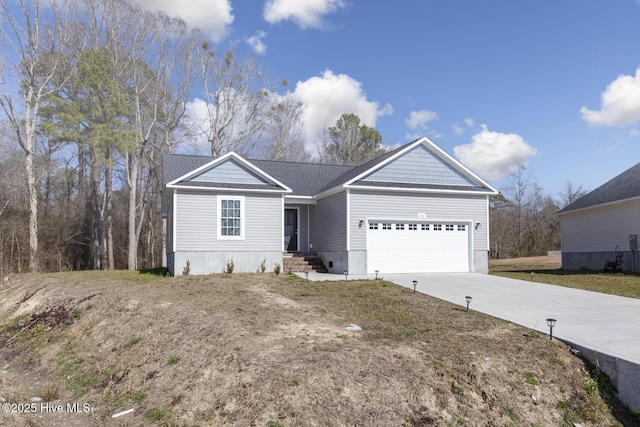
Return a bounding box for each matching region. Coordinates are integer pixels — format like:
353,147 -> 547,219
166,152 -> 291,193
360,144 -> 476,186
558,162 -> 640,214
318,137 -> 497,195
188,158 -> 270,185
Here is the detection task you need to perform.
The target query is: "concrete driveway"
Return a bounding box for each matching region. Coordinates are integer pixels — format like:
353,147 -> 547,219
299,271 -> 640,411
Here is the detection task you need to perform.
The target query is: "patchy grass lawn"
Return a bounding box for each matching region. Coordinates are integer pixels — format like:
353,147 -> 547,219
491,255 -> 640,299
0,270 -> 637,426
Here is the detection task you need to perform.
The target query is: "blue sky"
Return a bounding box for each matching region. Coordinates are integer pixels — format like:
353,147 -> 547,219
75,1 -> 640,197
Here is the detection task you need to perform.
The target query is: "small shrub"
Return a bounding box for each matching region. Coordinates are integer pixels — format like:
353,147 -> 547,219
183,260 -> 191,276
225,258 -> 234,274
260,258 -> 266,273
39,384 -> 60,402
273,263 -> 281,275
167,355 -> 180,366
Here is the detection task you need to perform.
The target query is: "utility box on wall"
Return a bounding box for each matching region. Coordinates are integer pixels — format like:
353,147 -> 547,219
630,235 -> 638,250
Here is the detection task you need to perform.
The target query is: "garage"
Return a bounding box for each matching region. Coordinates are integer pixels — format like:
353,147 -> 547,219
366,220 -> 471,273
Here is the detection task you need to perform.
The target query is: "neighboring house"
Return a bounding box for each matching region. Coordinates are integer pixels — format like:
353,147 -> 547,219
557,162 -> 640,273
162,137 -> 498,276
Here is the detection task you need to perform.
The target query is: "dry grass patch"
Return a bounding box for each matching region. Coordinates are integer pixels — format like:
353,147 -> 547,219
0,270 -> 636,426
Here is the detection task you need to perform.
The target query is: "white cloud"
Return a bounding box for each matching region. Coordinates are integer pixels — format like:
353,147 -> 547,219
580,66 -> 640,127
133,0 -> 234,42
630,128 -> 640,137
406,110 -> 439,130
246,31 -> 267,55
451,117 -> 476,135
292,70 -> 392,146
453,125 -> 537,181
263,0 -> 345,28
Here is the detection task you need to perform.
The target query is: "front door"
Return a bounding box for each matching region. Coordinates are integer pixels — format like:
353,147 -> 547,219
284,209 -> 298,251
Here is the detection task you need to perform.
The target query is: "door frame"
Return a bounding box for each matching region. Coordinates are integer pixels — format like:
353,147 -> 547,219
284,207 -> 300,252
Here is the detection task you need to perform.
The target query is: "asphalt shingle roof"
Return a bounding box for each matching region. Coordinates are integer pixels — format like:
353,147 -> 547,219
162,153 -> 354,197
558,162 -> 640,214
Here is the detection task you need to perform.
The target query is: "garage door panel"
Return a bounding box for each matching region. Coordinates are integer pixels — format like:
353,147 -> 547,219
366,221 -> 469,273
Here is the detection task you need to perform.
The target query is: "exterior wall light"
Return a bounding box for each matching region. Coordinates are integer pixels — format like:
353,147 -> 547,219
465,296 -> 472,311
475,221 -> 481,229
546,318 -> 556,341
359,219 -> 364,227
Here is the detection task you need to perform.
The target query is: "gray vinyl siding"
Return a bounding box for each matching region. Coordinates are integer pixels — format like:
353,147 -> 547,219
560,198 -> 640,253
189,159 -> 268,185
309,191 -> 347,251
362,145 -> 474,186
175,189 -> 282,251
349,190 -> 489,251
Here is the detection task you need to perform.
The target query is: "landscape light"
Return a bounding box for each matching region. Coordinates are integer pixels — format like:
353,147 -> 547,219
546,318 -> 556,341
412,280 -> 418,293
375,270 -> 379,280
305,271 -> 309,282
465,296 -> 472,312
344,271 -> 348,280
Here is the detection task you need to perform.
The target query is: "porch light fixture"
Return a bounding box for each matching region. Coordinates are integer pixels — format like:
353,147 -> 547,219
375,270 -> 379,280
465,296 -> 472,312
344,271 -> 348,280
546,318 -> 556,341
475,221 -> 481,229
412,280 -> 418,293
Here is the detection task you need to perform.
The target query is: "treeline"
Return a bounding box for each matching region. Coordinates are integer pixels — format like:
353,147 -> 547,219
489,168 -> 586,259
0,0 -> 389,275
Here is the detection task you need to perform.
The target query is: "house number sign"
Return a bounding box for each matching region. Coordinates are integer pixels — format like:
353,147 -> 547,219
417,213 -> 427,219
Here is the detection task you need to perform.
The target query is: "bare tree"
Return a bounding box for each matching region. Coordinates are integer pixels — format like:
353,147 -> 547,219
257,90 -> 308,161
193,47 -> 271,157
0,0 -> 75,272
559,181 -> 587,209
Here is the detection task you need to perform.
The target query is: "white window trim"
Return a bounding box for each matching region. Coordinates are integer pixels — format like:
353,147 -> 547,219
217,195 -> 245,240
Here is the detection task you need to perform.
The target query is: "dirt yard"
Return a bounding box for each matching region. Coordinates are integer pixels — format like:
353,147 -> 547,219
0,270 -> 636,426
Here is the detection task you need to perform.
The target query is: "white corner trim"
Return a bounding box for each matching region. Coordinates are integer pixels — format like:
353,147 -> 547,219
172,190 -> 177,250
346,189 -> 351,251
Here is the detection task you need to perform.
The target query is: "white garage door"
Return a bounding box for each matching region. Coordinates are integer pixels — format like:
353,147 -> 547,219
366,221 -> 470,274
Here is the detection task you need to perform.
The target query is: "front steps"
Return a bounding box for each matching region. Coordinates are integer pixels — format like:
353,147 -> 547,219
283,252 -> 328,273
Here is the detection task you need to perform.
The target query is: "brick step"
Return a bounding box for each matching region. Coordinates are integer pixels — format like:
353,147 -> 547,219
283,253 -> 328,273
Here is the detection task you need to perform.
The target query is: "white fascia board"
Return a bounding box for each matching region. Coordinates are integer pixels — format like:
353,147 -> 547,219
313,184 -> 348,200
166,183 -> 290,194
167,151 -> 293,193
284,195 -> 317,205
345,184 -> 497,197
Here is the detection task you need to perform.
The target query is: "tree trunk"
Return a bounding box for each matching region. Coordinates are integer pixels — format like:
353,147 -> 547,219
90,154 -> 102,270
127,153 -> 139,270
25,147 -> 40,272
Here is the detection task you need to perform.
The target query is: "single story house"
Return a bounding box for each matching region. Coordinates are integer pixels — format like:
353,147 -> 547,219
162,137 -> 498,276
557,162 -> 640,273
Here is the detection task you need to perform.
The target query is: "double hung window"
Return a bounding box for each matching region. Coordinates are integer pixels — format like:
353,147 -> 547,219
218,196 -> 244,239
